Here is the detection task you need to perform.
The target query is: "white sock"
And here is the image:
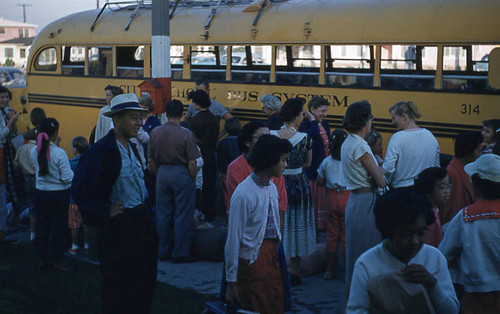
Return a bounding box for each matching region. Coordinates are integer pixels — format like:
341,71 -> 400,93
71,244 -> 79,250
84,243 -> 89,249
30,232 -> 36,241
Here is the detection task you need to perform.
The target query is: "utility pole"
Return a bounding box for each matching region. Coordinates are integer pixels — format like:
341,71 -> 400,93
97,0 -> 100,9
17,4 -> 32,23
151,0 -> 172,109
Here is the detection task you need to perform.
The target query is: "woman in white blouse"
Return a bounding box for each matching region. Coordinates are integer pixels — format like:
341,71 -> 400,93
30,118 -> 73,271
341,100 -> 386,293
383,101 -> 440,189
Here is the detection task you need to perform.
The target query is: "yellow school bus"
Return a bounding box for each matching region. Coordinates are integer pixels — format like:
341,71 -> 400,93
24,0 -> 500,153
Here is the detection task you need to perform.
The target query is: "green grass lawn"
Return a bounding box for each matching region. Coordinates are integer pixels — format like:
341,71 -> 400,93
0,242 -> 213,313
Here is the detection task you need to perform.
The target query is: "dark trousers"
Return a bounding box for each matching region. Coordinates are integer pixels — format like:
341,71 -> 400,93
34,189 -> 70,261
156,165 -> 196,259
201,157 -> 217,222
144,169 -> 156,208
97,204 -> 158,314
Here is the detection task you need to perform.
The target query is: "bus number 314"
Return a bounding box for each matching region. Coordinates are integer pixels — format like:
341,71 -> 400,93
461,104 -> 480,115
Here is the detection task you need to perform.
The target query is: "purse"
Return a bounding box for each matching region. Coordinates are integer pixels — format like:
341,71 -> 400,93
367,272 -> 436,314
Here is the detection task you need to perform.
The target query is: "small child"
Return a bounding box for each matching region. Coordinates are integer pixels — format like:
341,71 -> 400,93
480,119 -> 500,154
365,130 -> 383,166
14,129 -> 38,242
317,128 -> 350,280
68,136 -> 89,255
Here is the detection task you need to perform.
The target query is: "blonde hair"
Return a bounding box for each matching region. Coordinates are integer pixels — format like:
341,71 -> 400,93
389,101 -> 421,120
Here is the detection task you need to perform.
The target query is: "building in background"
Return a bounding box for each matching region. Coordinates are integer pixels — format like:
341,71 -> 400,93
0,36 -> 33,68
0,18 -> 36,41
0,17 -> 36,68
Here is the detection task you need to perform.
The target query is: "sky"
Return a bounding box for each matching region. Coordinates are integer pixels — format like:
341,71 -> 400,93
3,0 -> 99,33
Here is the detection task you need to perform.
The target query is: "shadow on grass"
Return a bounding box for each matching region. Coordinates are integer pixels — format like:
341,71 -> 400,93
0,242 -> 213,313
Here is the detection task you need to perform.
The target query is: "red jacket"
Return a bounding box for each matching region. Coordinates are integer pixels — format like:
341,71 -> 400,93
442,157 -> 475,224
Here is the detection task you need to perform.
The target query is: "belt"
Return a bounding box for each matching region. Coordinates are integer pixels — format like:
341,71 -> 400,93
283,167 -> 302,175
331,187 -> 348,192
329,184 -> 347,192
352,187 -> 373,194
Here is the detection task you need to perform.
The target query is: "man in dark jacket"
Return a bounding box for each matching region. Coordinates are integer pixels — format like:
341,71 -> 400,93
72,93 -> 158,314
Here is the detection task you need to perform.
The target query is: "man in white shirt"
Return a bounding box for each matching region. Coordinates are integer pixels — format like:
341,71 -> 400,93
225,134 -> 291,314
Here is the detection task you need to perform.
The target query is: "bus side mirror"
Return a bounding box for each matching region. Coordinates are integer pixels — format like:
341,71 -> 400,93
488,47 -> 500,90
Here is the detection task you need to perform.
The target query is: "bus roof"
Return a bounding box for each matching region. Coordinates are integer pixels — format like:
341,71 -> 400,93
31,0 -> 500,51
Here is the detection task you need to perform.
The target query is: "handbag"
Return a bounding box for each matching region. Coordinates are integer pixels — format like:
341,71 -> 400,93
367,272 -> 436,314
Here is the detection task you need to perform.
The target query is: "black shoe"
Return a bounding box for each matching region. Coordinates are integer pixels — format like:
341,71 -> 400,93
171,256 -> 196,263
290,274 -> 302,286
158,255 -> 170,262
0,238 -> 18,244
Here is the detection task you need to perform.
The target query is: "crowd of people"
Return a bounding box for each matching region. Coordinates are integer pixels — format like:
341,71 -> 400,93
0,81 -> 499,313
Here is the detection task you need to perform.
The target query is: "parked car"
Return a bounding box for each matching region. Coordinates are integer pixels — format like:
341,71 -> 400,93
221,52 -> 268,65
0,67 -> 26,88
474,54 -> 489,72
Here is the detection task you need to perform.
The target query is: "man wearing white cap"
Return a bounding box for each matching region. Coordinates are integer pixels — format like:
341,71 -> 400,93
439,154 -> 500,313
72,93 -> 158,313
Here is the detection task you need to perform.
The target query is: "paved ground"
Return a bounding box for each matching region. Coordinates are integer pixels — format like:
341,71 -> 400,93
156,254 -> 346,313
9,226 -> 346,313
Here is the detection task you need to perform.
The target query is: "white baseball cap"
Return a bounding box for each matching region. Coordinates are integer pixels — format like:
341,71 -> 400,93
464,154 -> 500,183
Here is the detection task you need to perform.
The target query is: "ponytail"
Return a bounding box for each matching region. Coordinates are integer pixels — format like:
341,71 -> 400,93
37,132 -> 50,176
36,118 -> 59,177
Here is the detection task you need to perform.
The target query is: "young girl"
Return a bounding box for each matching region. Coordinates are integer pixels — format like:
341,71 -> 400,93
414,167 -> 450,247
30,118 -> 73,271
480,119 -> 500,154
317,128 -> 350,279
225,134 -> 292,313
68,136 -> 89,255
365,129 -> 384,166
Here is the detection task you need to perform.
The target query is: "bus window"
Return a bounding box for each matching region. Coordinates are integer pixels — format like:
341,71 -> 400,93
116,46 -> 144,78
170,45 -> 183,79
190,45 -> 226,81
442,45 -> 499,92
443,46 -> 467,71
380,45 -> 436,90
472,45 -> 495,72
229,45 -> 272,83
88,47 -> 112,76
34,47 -> 57,71
62,46 -> 85,75
326,45 -> 373,87
276,45 -> 320,85
149,45 -> 184,79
